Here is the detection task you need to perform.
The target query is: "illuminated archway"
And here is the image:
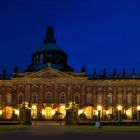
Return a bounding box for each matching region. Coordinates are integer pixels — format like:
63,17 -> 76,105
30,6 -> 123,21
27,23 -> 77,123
3,106 -> 14,119
45,107 -> 52,119
84,106 -> 93,119
126,107 -> 133,119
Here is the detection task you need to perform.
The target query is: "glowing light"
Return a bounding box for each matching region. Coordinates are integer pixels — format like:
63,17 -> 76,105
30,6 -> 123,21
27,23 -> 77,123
106,110 -> 109,115
32,105 -> 37,110
0,110 -> 2,116
126,109 -> 132,117
41,109 -> 45,115
78,109 -> 83,115
51,110 -> 56,116
15,109 -> 19,116
97,105 -> 102,111
95,110 -> 98,115
61,105 -> 65,110
137,106 -> 140,111
117,105 -> 122,111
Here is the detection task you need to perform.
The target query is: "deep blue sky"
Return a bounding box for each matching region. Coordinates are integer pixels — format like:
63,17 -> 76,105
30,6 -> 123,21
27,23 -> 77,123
0,0 -> 140,74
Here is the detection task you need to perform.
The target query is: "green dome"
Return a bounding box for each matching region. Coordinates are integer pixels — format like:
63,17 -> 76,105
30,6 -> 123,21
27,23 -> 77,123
36,43 -> 63,52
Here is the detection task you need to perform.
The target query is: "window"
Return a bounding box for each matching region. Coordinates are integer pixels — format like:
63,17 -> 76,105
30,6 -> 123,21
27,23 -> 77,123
32,93 -> 37,103
86,93 -> 92,104
6,93 -> 12,105
46,94 -> 51,103
60,93 -> 65,103
117,94 -> 122,104
18,94 -> 23,104
97,94 -> 102,105
0,94 -> 1,106
137,94 -> 140,105
127,93 -> 132,106
75,94 -> 80,104
107,93 -> 112,106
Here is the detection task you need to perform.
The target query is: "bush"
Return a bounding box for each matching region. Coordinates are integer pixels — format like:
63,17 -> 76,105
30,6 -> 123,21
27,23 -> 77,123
79,113 -> 87,121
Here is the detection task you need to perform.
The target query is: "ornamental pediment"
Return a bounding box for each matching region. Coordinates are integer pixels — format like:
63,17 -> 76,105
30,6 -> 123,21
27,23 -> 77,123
24,67 -> 73,78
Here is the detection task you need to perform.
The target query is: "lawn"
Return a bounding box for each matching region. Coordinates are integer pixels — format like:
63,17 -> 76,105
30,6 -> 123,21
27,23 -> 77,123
0,125 -> 26,131
66,125 -> 140,132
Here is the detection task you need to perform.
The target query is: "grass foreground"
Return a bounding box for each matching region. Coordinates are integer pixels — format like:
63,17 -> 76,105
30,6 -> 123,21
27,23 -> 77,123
1,124 -> 140,132
0,125 -> 26,131
66,125 -> 140,132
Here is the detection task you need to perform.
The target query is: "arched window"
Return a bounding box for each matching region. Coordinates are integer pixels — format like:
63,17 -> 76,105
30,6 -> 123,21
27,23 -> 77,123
46,94 -> 51,103
6,93 -> 12,105
75,93 -> 80,104
32,93 -> 38,103
117,94 -> 122,105
0,94 -> 1,106
127,93 -> 132,106
60,93 -> 65,103
18,93 -> 23,104
97,93 -> 102,105
107,93 -> 113,106
137,94 -> 140,105
86,93 -> 92,104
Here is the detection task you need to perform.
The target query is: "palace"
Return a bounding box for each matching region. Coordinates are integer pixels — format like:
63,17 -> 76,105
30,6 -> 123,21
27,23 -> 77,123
0,26 -> 140,121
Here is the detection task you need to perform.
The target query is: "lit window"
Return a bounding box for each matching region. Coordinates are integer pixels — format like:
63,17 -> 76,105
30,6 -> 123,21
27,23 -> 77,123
117,94 -> 122,104
46,94 -> 51,103
107,93 -> 112,106
75,95 -> 79,104
60,94 -> 65,103
127,93 -> 132,106
97,94 -> 102,105
137,94 -> 140,105
0,94 -> 1,106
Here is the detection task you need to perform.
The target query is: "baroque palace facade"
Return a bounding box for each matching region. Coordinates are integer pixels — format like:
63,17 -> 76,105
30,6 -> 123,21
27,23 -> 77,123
0,26 -> 140,121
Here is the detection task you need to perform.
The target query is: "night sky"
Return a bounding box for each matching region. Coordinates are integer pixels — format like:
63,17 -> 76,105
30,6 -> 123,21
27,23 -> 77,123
0,0 -> 140,75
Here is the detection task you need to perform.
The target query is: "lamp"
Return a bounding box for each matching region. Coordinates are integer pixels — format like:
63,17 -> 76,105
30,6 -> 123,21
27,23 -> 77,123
137,106 -> 140,111
137,106 -> 140,122
61,105 -> 65,110
117,105 -> 122,111
78,109 -> 83,115
97,105 -> 102,111
0,110 -> 2,116
41,109 -> 45,116
32,105 -> 37,110
15,109 -> 19,116
106,110 -> 109,115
